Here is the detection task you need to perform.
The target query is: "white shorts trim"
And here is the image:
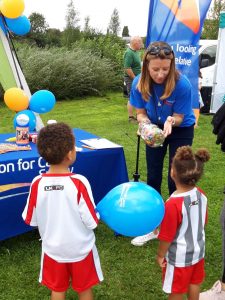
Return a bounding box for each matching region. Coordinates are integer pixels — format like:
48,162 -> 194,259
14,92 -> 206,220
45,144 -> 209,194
163,262 -> 174,294
92,244 -> 104,282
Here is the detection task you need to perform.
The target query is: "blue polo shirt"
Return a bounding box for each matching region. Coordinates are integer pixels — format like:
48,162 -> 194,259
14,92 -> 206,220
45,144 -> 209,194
130,74 -> 195,127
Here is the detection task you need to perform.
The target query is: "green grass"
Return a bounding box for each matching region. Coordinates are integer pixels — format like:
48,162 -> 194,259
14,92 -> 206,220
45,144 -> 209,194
0,93 -> 225,299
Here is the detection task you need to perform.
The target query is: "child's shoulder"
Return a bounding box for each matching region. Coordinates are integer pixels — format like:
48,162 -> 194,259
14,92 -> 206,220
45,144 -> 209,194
31,174 -> 43,184
196,186 -> 206,196
167,194 -> 184,202
70,174 -> 91,187
165,195 -> 185,209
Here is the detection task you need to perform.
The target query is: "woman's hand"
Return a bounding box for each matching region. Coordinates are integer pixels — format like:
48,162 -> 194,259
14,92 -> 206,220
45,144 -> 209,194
136,108 -> 151,125
137,119 -> 150,136
136,108 -> 151,136
163,116 -> 175,137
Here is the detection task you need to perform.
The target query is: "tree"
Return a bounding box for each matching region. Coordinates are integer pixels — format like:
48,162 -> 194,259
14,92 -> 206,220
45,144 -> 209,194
84,16 -> 91,33
62,0 -> 81,47
107,8 -> 120,36
65,0 -> 80,29
62,0 -> 81,48
28,12 -> 49,47
46,28 -> 62,47
29,12 -> 49,34
202,0 -> 225,39
122,26 -> 129,37
82,16 -> 99,39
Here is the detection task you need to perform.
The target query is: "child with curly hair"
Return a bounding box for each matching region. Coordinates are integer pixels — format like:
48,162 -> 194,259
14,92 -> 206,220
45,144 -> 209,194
22,122 -> 103,300
156,145 -> 210,300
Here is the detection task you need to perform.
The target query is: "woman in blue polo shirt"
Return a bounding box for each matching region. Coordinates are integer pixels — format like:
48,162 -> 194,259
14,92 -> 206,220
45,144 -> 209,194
130,41 -> 195,246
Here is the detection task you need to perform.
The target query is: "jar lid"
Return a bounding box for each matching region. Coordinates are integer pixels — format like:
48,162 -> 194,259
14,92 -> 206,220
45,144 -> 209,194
16,114 -> 29,126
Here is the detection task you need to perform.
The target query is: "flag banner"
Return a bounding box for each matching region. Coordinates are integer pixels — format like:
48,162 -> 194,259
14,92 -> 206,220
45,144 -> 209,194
210,11 -> 225,113
146,0 -> 212,108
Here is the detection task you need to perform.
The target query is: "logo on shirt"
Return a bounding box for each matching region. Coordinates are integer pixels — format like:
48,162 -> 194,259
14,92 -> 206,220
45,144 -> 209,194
164,99 -> 174,106
44,185 -> 64,191
189,199 -> 199,207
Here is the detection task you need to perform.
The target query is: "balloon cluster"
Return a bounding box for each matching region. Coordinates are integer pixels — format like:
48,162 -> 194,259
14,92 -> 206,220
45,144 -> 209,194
139,122 -> 165,147
0,0 -> 31,36
4,87 -> 56,131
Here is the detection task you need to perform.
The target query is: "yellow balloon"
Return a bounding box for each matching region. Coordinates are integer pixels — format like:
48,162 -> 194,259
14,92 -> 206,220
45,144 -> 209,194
0,0 -> 25,19
4,87 -> 29,112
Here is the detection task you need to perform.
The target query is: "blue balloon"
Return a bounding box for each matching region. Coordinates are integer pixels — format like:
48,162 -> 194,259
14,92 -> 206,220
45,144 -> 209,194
5,16 -> 31,36
29,90 -> 56,114
13,110 -> 37,131
96,182 -> 165,237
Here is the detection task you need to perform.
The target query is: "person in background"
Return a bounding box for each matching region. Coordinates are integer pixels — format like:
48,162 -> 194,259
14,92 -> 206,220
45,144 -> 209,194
157,145 -> 210,300
194,70 -> 204,128
22,122 -> 103,300
130,41 -> 195,246
200,103 -> 225,300
199,195 -> 225,300
124,36 -> 143,123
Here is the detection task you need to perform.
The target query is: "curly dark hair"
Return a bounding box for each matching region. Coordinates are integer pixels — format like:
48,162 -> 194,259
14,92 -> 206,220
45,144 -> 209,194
37,122 -> 75,165
172,146 -> 210,186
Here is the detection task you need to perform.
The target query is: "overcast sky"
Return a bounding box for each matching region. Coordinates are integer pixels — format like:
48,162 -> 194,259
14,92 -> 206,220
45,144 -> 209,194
24,0 -> 150,37
24,0 -> 150,36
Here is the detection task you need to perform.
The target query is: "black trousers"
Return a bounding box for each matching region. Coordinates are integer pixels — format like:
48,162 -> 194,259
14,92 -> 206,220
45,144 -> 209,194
146,125 -> 194,195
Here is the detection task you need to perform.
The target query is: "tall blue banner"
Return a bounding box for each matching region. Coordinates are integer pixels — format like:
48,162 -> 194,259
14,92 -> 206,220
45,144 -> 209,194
146,0 -> 212,108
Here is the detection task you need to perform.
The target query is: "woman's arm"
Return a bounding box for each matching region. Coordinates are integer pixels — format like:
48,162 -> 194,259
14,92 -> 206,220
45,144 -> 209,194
136,108 -> 151,124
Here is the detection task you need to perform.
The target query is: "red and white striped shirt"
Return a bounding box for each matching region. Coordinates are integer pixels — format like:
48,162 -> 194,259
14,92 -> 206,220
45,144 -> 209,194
158,187 -> 208,267
22,173 -> 99,263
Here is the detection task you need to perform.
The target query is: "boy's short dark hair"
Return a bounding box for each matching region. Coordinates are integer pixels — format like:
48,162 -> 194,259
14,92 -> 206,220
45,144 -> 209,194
37,122 -> 75,165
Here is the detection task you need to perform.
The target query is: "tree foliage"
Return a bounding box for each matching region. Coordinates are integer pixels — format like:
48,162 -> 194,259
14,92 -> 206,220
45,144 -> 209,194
82,16 -> 99,40
107,8 -> 120,36
28,13 -> 49,47
65,0 -> 80,29
202,0 -> 225,39
122,26 -> 129,37
29,12 -> 49,34
63,0 -> 81,47
74,34 -> 126,75
16,46 -> 122,99
46,29 -> 62,47
84,16 -> 91,33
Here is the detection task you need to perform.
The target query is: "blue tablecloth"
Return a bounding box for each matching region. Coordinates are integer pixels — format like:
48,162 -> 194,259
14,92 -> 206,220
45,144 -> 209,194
0,128 -> 128,241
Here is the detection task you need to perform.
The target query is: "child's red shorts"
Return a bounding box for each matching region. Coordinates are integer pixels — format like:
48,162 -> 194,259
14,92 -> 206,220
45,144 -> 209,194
39,245 -> 103,293
162,258 -> 205,294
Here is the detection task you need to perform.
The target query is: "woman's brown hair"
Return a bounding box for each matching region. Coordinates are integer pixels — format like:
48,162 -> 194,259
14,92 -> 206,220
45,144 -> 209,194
137,41 -> 180,101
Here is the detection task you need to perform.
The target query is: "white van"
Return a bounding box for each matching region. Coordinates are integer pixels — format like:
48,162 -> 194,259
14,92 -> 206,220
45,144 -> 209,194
199,39 -> 218,113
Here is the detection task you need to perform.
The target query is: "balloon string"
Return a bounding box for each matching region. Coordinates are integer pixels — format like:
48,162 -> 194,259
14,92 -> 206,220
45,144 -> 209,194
119,183 -> 129,207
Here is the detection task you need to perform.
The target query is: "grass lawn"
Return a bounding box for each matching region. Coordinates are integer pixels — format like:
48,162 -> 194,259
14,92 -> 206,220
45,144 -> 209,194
0,92 -> 225,299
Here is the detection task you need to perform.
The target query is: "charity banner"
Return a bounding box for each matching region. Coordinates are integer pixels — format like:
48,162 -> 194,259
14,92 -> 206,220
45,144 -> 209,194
146,0 -> 212,108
